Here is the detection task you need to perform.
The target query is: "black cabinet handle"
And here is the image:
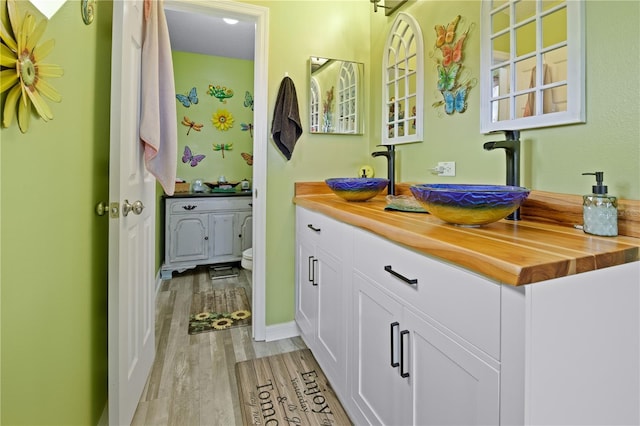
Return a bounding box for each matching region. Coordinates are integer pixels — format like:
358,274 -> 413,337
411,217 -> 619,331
308,256 -> 314,283
307,224 -> 321,232
182,205 -> 197,210
390,322 -> 400,368
312,259 -> 318,286
384,265 -> 418,285
400,330 -> 410,378
204,236 -> 208,240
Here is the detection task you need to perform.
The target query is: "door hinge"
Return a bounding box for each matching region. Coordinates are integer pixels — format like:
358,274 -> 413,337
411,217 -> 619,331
109,202 -> 120,218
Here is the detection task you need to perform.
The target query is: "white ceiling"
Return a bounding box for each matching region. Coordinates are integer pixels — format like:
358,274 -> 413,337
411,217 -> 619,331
165,8 -> 255,60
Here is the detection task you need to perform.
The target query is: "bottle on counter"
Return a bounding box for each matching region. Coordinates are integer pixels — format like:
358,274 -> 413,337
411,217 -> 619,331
240,178 -> 251,191
581,171 -> 618,237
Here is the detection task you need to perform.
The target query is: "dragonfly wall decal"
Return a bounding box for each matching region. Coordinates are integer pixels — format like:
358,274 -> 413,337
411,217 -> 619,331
212,143 -> 233,158
241,122 -> 253,138
181,116 -> 203,135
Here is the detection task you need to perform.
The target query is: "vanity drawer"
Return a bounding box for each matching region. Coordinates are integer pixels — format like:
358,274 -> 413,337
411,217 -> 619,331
168,197 -> 252,214
296,207 -> 347,255
353,229 -> 501,360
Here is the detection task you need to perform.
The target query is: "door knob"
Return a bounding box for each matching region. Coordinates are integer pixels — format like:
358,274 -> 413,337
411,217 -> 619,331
95,201 -> 108,216
122,199 -> 144,217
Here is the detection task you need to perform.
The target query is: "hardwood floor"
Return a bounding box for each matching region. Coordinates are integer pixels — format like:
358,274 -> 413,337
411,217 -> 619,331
132,266 -> 306,426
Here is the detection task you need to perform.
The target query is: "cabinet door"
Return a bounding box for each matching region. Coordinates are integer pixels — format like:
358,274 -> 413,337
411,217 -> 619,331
315,246 -> 345,388
169,214 -> 209,263
354,228 -> 501,360
404,309 -> 500,426
351,272 -> 410,425
238,212 -> 252,253
295,237 -> 317,345
211,213 -> 235,258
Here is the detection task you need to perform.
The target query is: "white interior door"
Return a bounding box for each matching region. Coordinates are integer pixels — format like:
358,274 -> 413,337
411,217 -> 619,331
108,1 -> 156,424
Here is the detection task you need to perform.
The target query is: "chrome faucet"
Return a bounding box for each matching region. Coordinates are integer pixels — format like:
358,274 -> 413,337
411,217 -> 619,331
483,130 -> 522,220
371,144 -> 395,195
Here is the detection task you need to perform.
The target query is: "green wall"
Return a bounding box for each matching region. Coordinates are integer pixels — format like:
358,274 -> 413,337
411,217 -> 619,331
0,0 -> 112,424
172,51 -> 254,185
241,0 -> 372,326
368,1 -> 639,200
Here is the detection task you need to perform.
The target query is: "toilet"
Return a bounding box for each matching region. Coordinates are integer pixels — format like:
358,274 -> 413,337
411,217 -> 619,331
241,248 -> 253,271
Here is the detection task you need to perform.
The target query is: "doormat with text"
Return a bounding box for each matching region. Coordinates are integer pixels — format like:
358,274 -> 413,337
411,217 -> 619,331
188,287 -> 251,334
235,349 -> 352,425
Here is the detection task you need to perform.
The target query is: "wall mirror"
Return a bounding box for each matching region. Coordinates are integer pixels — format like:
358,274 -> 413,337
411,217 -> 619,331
382,12 -> 424,145
309,57 -> 364,134
480,0 -> 585,133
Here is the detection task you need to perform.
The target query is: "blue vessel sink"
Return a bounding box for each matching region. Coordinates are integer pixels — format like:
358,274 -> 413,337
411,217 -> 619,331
325,178 -> 389,202
410,184 -> 530,226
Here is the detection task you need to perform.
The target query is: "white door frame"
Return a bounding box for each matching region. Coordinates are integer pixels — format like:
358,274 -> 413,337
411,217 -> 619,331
163,0 -> 268,340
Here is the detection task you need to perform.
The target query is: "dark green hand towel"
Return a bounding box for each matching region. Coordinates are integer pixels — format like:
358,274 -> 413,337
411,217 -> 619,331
271,76 -> 302,160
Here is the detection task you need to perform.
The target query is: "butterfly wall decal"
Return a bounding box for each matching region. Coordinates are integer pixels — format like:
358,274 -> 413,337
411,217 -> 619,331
208,85 -> 234,103
435,15 -> 460,48
241,152 -> 253,166
244,91 -> 254,111
181,116 -> 204,135
176,87 -> 198,108
212,143 -> 233,158
182,146 -> 206,167
442,85 -> 468,115
433,15 -> 473,116
440,32 -> 467,67
437,63 -> 461,92
241,122 -> 253,138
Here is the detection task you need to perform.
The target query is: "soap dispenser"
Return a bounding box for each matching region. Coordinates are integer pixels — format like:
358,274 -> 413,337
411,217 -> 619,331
581,172 -> 618,236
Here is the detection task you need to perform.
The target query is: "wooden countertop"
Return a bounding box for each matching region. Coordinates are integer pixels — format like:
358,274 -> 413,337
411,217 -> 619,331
293,183 -> 640,286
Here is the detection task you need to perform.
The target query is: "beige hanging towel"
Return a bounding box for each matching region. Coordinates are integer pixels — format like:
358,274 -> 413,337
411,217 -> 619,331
271,76 -> 302,160
139,0 -> 178,195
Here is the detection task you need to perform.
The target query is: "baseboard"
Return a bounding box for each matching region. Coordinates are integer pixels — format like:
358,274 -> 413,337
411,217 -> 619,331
264,320 -> 299,342
97,402 -> 108,426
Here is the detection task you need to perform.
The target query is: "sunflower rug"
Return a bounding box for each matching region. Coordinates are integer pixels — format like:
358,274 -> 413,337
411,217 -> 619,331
235,349 -> 351,425
188,287 -> 251,334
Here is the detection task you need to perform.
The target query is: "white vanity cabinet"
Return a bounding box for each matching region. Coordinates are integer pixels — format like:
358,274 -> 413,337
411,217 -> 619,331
295,206 -> 500,424
162,196 -> 252,278
350,229 -> 501,426
295,207 -> 350,395
294,204 -> 640,425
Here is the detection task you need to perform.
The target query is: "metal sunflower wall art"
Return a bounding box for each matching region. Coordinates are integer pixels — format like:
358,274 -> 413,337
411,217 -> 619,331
1,0 -> 63,133
211,109 -> 234,131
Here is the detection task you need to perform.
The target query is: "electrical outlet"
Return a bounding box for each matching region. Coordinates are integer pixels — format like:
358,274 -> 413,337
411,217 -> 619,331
438,161 -> 456,177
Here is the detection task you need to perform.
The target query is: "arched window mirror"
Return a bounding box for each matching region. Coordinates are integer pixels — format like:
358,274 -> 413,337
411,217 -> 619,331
337,62 -> 358,134
310,77 -> 320,133
383,12 -> 424,145
480,0 -> 585,133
